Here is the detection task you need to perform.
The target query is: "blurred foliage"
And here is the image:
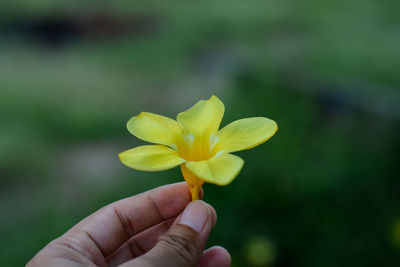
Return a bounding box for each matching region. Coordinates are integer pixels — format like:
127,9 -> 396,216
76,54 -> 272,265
0,0 -> 399,266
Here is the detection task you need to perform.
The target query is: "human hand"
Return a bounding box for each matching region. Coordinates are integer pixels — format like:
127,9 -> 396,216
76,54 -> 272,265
27,182 -> 230,267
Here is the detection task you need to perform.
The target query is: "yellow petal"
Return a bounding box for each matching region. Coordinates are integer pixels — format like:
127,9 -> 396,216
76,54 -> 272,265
216,117 -> 278,153
185,153 -> 244,185
177,95 -> 224,136
127,112 -> 183,148
119,145 -> 185,171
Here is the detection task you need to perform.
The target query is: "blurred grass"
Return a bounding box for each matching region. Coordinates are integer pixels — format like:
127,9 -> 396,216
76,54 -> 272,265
0,0 -> 399,266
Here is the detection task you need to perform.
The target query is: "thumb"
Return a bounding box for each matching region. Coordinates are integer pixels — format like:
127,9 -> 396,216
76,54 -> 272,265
123,200 -> 216,267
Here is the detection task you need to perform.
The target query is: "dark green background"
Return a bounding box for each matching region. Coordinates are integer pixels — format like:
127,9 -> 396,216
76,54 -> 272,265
1,1 -> 399,266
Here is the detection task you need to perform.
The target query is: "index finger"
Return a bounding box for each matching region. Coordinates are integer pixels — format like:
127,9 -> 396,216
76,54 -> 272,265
61,182 -> 192,260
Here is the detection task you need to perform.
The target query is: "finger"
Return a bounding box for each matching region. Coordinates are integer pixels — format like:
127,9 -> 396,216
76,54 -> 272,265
122,200 -> 217,267
197,246 -> 231,267
108,187 -> 205,266
57,182 -> 192,262
107,217 -> 175,267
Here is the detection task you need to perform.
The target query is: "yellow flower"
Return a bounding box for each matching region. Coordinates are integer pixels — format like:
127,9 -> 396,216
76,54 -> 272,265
119,95 -> 278,200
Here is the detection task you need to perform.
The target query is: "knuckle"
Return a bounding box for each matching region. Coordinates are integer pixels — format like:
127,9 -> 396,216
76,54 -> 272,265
159,233 -> 199,265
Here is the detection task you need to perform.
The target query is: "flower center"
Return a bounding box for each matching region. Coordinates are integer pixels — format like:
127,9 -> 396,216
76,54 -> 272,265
177,133 -> 219,161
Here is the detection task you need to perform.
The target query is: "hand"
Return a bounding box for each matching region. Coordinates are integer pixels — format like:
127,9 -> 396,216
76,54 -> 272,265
27,182 -> 230,267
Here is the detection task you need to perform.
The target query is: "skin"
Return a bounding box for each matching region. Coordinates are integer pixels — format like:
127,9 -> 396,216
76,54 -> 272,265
27,182 -> 231,267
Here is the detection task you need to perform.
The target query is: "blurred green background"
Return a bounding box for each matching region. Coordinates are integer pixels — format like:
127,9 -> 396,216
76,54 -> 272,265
1,0 -> 400,266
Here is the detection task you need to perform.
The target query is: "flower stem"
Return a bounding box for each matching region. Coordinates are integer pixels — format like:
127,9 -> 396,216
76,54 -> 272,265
190,185 -> 201,200
180,164 -> 204,201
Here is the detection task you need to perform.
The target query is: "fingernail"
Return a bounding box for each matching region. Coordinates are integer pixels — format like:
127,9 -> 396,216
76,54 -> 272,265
178,200 -> 209,233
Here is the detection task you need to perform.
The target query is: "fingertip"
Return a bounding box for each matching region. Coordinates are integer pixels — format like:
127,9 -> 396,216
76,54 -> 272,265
205,203 -> 217,228
149,182 -> 192,217
198,246 -> 231,267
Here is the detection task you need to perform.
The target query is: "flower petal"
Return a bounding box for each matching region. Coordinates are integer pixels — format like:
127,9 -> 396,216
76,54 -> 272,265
185,153 -> 244,185
177,95 -> 224,136
119,145 -> 185,171
216,117 -> 278,153
127,112 -> 183,148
